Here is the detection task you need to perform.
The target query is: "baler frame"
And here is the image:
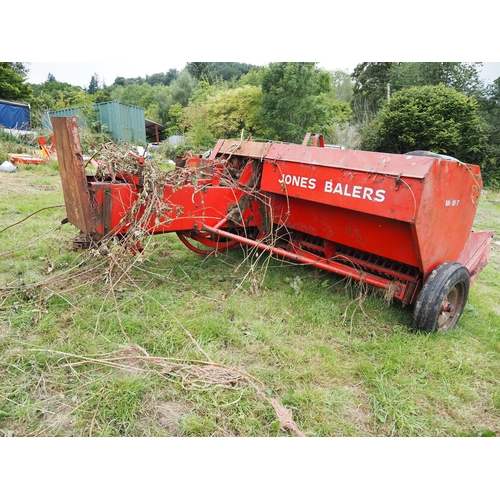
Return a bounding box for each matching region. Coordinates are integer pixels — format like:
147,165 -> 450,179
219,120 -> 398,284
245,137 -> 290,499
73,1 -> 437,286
51,116 -> 494,333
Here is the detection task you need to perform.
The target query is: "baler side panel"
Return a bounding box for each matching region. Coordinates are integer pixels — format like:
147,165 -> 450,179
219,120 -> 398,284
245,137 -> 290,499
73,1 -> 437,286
88,182 -> 260,236
269,195 -> 422,269
264,143 -> 435,178
261,158 -> 424,224
414,160 -> 483,277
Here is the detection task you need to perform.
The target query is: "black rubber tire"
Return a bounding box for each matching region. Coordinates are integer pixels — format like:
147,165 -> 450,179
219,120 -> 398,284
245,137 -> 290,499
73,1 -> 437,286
412,262 -> 470,333
405,150 -> 459,162
405,150 -> 442,158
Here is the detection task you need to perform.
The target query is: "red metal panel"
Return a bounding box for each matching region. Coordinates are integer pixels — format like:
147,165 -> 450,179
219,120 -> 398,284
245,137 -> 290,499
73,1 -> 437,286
90,183 -> 139,238
259,145 -> 484,277
261,158 -> 423,223
414,160 -> 483,276
456,230 -> 495,283
265,143 -> 435,178
269,195 -> 423,269
89,182 -> 259,237
210,139 -> 273,159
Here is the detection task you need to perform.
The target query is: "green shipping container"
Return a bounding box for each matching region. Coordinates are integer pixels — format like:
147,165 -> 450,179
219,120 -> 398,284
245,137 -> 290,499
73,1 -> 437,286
46,101 -> 146,144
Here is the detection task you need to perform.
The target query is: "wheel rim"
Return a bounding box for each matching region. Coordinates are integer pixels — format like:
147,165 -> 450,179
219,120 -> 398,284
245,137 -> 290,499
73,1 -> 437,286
437,282 -> 467,331
176,231 -> 241,255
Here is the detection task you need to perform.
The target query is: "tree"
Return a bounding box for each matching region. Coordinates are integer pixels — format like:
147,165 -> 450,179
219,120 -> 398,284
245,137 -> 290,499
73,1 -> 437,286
204,85 -> 266,138
170,70 -> 198,107
212,63 -> 260,82
113,76 -> 127,86
186,62 -> 215,82
145,69 -> 178,86
186,62 -> 260,85
350,62 -> 392,119
111,83 -> 154,109
145,86 -> 172,124
31,78 -> 93,112
88,73 -> 100,95
361,84 -> 487,166
238,67 -> 266,87
259,62 -> 351,143
331,69 -> 353,102
351,62 -> 485,121
178,82 -> 267,148
164,102 -> 184,135
389,62 -> 483,97
477,77 -> 500,187
93,87 -> 112,104
0,62 -> 34,102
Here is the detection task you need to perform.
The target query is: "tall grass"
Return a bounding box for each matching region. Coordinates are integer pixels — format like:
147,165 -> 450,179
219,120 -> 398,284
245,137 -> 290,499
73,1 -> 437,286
1,167 -> 499,437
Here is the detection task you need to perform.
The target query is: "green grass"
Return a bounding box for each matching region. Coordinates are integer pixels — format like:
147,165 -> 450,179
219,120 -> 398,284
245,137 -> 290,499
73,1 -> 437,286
1,167 -> 499,437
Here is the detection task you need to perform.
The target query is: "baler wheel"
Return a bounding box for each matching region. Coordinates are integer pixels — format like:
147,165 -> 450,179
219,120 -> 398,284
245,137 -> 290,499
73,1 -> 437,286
412,262 -> 470,333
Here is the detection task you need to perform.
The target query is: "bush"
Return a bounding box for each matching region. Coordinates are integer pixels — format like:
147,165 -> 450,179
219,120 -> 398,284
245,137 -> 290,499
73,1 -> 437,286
361,84 -> 487,166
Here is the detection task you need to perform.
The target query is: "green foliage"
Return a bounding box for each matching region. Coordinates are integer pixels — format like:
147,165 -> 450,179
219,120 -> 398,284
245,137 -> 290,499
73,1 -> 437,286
146,86 -> 172,125
477,77 -> 500,187
112,70 -> 178,88
351,62 -> 392,118
87,73 -> 100,95
389,62 -> 484,98
204,85 -> 266,138
188,80 -> 218,106
145,69 -> 179,86
331,69 -> 353,102
30,77 -> 95,128
0,62 -> 33,102
186,62 -> 260,84
351,62 -> 484,122
184,111 -> 217,151
361,84 -> 487,165
237,67 -> 266,87
0,129 -> 30,162
170,70 -> 198,107
180,84 -> 268,144
111,82 -> 154,109
164,103 -> 184,136
186,62 -> 215,82
157,136 -> 193,160
259,62 -> 351,143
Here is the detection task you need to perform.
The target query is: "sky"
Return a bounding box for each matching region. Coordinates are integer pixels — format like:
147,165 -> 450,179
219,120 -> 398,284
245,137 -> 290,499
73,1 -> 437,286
9,1 -> 499,90
25,61 -> 500,89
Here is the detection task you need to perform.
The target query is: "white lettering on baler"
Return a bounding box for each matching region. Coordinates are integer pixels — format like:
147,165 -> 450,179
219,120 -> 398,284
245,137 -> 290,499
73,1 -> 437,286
324,181 -> 386,203
278,174 -> 316,190
278,176 -> 386,203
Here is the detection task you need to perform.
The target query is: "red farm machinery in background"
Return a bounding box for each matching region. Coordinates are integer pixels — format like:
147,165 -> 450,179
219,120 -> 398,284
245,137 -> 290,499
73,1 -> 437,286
52,117 -> 494,333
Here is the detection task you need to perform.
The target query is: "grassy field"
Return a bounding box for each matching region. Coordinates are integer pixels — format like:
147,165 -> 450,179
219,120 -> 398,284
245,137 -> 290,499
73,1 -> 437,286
1,163 -> 499,438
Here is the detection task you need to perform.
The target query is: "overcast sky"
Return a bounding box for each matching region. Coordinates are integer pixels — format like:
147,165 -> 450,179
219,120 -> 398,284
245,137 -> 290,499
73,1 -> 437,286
25,61 -> 500,89
7,2 -> 499,90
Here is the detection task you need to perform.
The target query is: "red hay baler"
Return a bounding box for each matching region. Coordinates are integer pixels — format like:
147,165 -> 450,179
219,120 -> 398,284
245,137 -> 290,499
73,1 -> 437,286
52,117 -> 494,333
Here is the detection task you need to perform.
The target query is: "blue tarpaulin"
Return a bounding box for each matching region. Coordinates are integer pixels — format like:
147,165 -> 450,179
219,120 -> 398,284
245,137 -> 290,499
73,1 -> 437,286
0,99 -> 30,130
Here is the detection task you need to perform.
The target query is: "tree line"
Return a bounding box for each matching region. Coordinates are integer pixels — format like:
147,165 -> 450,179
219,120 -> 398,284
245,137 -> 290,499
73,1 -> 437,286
1,61 -> 499,187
